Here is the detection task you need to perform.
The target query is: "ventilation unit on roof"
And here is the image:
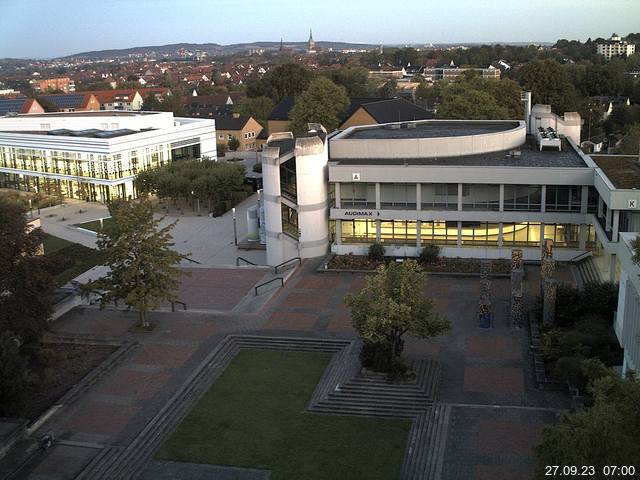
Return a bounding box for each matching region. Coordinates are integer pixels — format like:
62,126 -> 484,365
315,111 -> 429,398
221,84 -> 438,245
406,123 -> 417,129
383,124 -> 401,130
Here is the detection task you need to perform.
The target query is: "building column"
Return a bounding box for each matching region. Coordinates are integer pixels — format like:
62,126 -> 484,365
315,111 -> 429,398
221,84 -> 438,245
540,185 -> 546,213
416,220 -> 421,248
375,219 -> 381,242
416,183 -> 421,211
335,219 -> 342,245
612,210 -> 620,241
598,196 -> 604,218
375,183 -> 381,210
609,253 -> 617,283
605,206 -> 612,232
334,182 -> 341,208
579,224 -> 587,250
498,223 -> 504,248
457,221 -> 462,247
580,185 -> 589,214
499,184 -> 505,212
457,183 -> 463,211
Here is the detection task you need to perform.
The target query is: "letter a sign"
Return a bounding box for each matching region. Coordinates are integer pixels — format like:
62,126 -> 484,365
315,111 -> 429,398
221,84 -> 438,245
352,172 -> 361,181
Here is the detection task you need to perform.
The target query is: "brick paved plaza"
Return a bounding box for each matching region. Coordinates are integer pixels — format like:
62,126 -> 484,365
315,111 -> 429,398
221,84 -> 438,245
5,259 -> 569,480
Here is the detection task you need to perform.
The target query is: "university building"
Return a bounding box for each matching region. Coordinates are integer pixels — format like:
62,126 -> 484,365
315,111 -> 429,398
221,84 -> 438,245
259,99 -> 640,374
0,111 -> 216,202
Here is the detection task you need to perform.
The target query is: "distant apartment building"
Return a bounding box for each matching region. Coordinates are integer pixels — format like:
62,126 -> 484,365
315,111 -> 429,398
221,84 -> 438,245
214,113 -> 263,151
0,111 -> 216,202
36,77 -> 76,93
38,93 -> 100,112
597,33 -> 636,60
91,89 -> 144,111
423,63 -> 501,81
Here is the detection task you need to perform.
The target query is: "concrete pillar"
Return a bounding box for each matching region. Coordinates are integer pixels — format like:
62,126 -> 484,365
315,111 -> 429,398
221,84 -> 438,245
499,184 -> 505,212
605,206 -> 612,232
334,182 -> 341,208
598,196 -> 603,218
375,183 -> 381,210
457,221 -> 462,247
375,219 -> 381,242
498,222 -> 504,248
612,210 -> 620,241
416,220 -> 421,247
540,185 -> 546,213
579,224 -> 587,250
580,185 -> 589,214
609,253 -> 617,283
335,219 -> 342,245
416,183 -> 421,211
262,147 -> 285,267
457,183 -> 463,211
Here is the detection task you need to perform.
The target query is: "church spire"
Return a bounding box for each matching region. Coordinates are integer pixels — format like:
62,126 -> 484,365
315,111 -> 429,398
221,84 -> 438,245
307,28 -> 316,54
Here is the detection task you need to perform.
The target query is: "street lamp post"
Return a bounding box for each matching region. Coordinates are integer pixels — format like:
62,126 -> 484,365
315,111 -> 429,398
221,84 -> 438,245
28,198 -> 33,218
232,207 -> 238,246
99,217 -> 104,230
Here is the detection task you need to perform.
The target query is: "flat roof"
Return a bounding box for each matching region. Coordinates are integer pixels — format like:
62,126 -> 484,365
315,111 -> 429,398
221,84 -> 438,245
332,138 -> 587,168
591,155 -> 640,189
12,111 -> 160,118
1,128 -> 150,139
344,121 -> 521,140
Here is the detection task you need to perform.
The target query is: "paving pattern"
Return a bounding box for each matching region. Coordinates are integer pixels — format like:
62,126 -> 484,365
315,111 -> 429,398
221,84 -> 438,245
5,259 -> 570,480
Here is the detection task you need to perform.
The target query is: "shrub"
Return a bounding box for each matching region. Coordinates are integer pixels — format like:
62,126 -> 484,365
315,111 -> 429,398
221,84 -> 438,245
216,142 -> 227,157
252,162 -> 263,173
228,136 -> 240,151
368,242 -> 385,261
419,243 -> 440,264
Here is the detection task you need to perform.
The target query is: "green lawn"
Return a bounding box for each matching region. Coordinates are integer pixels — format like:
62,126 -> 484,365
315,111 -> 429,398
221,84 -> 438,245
43,234 -> 104,285
157,349 -> 411,480
74,217 -> 113,232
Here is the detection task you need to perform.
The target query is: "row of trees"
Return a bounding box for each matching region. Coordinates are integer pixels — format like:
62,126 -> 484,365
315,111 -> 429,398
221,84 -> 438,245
135,159 -> 249,216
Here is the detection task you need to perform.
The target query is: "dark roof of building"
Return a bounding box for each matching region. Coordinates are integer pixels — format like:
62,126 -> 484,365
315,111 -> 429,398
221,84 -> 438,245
39,93 -> 89,109
212,115 -> 252,130
1,128 -> 142,139
591,155 -> 640,189
187,94 -> 231,107
345,120 -> 517,140
358,98 -> 434,124
344,97 -> 388,119
332,137 -> 587,168
0,98 -> 31,116
267,138 -> 296,155
267,96 -> 295,120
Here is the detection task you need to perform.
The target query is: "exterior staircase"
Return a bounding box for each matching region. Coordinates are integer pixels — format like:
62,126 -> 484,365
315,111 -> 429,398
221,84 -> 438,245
572,254 -> 603,288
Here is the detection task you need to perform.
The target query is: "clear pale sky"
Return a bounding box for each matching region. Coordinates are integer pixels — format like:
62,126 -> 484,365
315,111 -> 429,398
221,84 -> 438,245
1,0 -> 639,59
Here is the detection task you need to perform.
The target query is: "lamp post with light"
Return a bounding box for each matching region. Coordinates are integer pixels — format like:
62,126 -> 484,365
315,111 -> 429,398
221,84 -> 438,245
232,207 -> 238,246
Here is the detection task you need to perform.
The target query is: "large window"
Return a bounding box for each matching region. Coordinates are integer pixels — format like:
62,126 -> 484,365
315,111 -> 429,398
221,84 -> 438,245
379,220 -> 417,244
462,184 -> 500,211
341,219 -> 377,243
281,204 -> 298,238
279,157 -> 297,201
340,182 -> 376,208
543,224 -> 580,248
421,221 -> 458,245
502,222 -> 541,247
460,222 -> 500,246
503,185 -> 542,211
587,186 -> 599,214
545,185 -> 581,212
380,184 -> 416,209
421,183 -> 458,210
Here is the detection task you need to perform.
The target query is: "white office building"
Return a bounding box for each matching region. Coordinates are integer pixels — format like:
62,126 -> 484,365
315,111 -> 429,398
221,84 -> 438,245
0,111 -> 216,202
597,33 -> 636,60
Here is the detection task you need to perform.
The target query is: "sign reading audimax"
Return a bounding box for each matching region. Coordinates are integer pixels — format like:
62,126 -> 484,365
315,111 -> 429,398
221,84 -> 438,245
343,210 -> 381,217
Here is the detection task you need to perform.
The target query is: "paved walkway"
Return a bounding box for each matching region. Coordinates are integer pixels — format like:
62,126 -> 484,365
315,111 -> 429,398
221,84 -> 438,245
7,259 -> 569,480
39,196 -> 266,266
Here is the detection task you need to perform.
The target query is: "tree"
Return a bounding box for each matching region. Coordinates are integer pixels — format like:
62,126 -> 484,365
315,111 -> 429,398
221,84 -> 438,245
437,84 -> 509,120
617,124 -> 640,155
86,198 -> 188,327
0,331 -> 30,416
0,200 -> 52,344
344,259 -> 450,373
518,59 -> 579,113
227,136 -> 240,151
247,63 -> 314,102
288,77 -> 349,134
379,79 -> 397,98
234,96 -> 274,127
326,66 -> 371,98
535,367 -> 640,477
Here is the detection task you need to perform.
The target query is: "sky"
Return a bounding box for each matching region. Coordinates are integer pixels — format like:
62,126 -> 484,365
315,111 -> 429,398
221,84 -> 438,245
1,0 -> 639,59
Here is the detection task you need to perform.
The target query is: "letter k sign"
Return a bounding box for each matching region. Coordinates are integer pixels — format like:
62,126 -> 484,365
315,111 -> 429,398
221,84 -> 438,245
629,199 -> 637,209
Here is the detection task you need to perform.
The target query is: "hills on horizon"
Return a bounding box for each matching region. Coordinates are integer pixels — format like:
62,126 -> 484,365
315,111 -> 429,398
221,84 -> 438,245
61,40 -> 553,60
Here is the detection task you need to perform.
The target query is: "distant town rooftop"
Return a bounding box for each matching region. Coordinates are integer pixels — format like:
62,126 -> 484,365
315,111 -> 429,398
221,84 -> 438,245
343,120 -> 521,140
332,137 -> 587,168
591,155 -> 640,189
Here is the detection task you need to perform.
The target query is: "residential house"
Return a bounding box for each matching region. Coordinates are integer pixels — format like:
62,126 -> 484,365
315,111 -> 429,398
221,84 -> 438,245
214,113 -> 263,151
91,89 -> 144,111
0,98 -> 45,116
38,93 -> 100,112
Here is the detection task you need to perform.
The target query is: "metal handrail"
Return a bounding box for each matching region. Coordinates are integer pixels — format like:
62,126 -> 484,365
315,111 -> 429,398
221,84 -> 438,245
274,256 -> 301,274
171,300 -> 187,312
184,256 -> 202,265
236,256 -> 257,266
569,251 -> 592,263
255,277 -> 284,295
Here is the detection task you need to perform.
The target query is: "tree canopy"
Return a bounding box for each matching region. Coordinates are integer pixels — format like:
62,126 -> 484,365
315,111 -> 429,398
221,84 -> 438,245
234,96 -> 274,127
85,198 -> 188,327
246,63 -> 315,102
325,66 -> 372,98
345,259 -> 450,372
288,77 -> 349,134
535,366 -> 640,476
517,59 -> 578,114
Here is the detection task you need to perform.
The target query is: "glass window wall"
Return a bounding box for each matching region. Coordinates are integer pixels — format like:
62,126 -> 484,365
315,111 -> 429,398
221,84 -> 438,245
503,185 -> 542,211
341,219 -> 377,243
340,182 -> 376,208
462,184 -> 500,211
421,183 -> 458,210
460,222 -> 500,246
380,184 -> 416,209
379,220 -> 418,244
545,185 -> 581,212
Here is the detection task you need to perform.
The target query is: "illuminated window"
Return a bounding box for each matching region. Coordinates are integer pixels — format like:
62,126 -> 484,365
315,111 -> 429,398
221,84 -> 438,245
460,222 -> 500,246
379,220 -> 417,244
502,222 -> 541,247
341,219 -> 377,243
